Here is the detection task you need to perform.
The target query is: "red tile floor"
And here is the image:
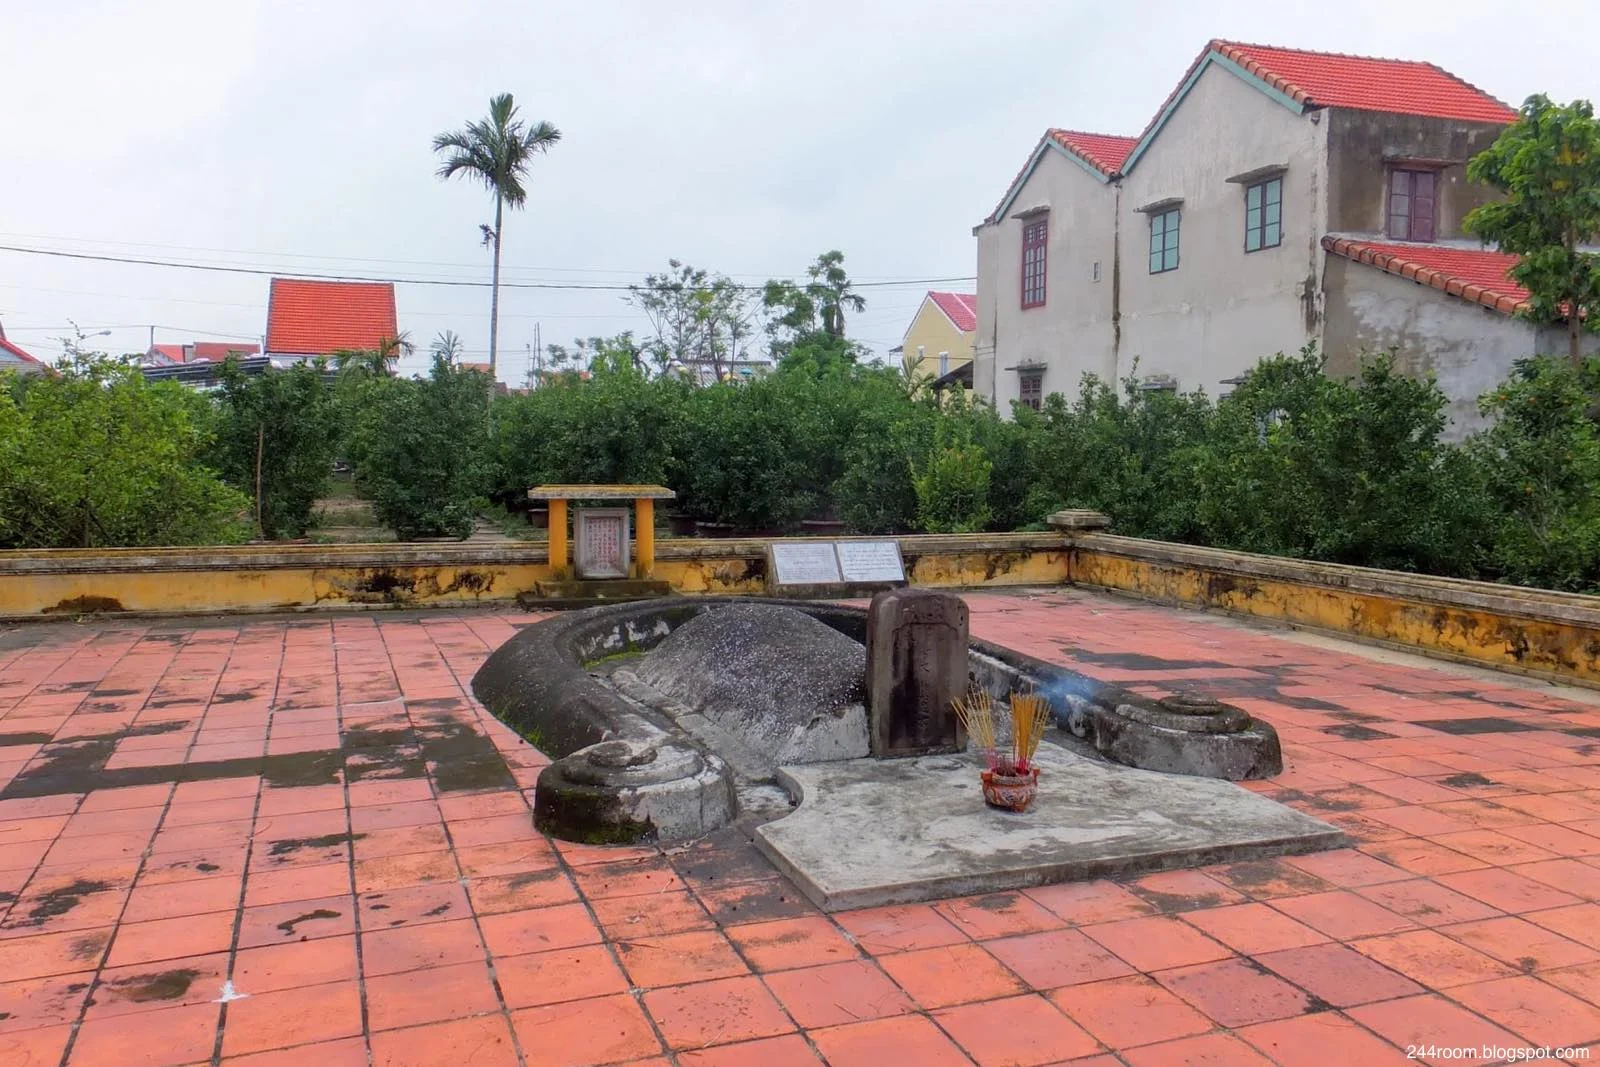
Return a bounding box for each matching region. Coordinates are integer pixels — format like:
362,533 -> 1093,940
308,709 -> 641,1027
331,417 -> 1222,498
0,589 -> 1597,1065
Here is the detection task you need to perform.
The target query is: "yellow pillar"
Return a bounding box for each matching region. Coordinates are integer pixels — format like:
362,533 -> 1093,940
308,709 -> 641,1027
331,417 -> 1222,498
548,499 -> 569,576
635,498 -> 655,578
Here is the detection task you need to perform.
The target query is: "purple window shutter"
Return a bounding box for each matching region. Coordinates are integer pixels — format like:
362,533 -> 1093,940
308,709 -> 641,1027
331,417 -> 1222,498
1412,172 -> 1436,242
1387,171 -> 1410,239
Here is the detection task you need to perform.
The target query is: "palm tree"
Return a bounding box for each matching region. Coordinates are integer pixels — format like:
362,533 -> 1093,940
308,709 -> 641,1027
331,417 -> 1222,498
430,330 -> 464,366
432,95 -> 561,384
333,332 -> 412,377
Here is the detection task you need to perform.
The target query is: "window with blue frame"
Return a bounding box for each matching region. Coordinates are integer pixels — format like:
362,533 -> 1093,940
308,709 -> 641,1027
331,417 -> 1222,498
1149,209 -> 1180,273
1245,177 -> 1282,252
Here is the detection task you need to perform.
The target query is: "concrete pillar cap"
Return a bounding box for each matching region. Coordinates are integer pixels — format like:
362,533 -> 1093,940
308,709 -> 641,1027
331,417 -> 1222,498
1047,509 -> 1112,531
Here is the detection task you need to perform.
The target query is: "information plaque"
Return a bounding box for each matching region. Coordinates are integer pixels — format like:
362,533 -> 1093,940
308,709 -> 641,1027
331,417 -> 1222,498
769,541 -> 844,585
836,540 -> 906,583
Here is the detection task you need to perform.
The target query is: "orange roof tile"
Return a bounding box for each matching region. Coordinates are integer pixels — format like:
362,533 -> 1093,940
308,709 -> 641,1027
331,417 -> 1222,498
190,342 -> 259,362
1214,41 -> 1517,123
1323,237 -> 1529,315
1048,131 -> 1139,177
928,292 -> 977,333
265,278 -> 398,355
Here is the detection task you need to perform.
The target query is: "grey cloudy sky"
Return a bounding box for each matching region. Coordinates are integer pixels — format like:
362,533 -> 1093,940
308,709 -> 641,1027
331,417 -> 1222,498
4,0 -> 1597,381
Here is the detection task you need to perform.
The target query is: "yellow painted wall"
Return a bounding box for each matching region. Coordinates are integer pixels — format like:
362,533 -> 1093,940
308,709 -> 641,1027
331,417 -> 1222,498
901,297 -> 975,391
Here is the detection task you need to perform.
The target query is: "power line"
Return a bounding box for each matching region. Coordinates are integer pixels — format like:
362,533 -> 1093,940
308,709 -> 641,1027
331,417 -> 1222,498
0,244 -> 975,292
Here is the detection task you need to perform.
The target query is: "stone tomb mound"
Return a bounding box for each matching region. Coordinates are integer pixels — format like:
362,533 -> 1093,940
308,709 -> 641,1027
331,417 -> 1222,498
611,604 -> 868,784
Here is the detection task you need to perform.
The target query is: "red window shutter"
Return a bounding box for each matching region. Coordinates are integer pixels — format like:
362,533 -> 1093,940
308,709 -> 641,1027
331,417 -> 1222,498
1412,171 -> 1436,242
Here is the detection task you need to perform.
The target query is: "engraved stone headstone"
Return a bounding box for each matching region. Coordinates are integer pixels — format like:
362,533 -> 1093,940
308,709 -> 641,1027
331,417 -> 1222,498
864,589 -> 968,757
576,507 -> 629,579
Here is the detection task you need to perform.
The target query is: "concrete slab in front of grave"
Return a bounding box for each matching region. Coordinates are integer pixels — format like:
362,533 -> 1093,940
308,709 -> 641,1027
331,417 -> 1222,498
755,741 -> 1343,912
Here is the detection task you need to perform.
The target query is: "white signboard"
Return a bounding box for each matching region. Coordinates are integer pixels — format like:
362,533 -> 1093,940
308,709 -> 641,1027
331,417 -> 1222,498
836,540 -> 906,583
769,542 -> 843,585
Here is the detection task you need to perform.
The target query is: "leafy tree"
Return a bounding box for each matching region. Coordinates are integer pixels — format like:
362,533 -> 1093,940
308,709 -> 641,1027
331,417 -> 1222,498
627,262 -> 757,380
1465,95 -> 1600,366
913,419 -> 992,534
213,359 -> 339,538
350,358 -> 494,539
433,93 -> 561,381
430,330 -> 464,365
332,332 -> 411,377
0,355 -> 249,548
762,250 -> 867,355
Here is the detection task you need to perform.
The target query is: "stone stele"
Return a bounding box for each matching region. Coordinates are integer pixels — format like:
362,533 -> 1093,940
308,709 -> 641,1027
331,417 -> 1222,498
865,588 -> 968,757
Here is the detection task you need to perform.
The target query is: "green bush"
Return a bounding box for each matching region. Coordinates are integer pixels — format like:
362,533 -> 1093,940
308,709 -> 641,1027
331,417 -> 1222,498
349,358 -> 493,539
213,360 -> 339,538
914,421 -> 992,533
0,357 -> 249,548
674,377 -> 815,530
1467,356 -> 1600,591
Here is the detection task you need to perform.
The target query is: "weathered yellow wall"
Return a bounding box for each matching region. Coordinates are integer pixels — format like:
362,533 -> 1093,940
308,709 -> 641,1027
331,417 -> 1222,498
1071,544 -> 1600,685
901,298 -> 974,389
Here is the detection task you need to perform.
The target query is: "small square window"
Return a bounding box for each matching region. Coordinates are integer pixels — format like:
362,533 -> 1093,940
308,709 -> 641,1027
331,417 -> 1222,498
1020,216 -> 1048,308
1244,177 -> 1282,252
1149,209 -> 1180,274
1019,372 -> 1043,411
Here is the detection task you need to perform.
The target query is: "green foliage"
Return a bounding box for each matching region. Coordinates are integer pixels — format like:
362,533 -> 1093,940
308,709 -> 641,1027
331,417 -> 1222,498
0,356 -> 249,548
913,419 -> 993,534
213,360 -> 338,538
763,251 -> 867,354
674,375 -> 815,529
1465,95 -> 1600,364
1466,356 -> 1600,590
349,358 -> 494,539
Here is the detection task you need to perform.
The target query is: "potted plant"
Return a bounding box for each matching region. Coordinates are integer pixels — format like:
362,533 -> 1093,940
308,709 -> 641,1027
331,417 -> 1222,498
953,689 -> 1053,812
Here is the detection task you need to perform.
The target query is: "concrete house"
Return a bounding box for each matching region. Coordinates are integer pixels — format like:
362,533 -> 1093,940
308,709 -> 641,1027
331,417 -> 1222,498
0,324 -> 46,376
973,40 -> 1590,433
898,291 -> 977,391
264,278 -> 399,367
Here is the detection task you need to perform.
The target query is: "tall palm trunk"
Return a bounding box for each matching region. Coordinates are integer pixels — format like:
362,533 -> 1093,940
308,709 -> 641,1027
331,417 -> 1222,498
489,193 -> 504,383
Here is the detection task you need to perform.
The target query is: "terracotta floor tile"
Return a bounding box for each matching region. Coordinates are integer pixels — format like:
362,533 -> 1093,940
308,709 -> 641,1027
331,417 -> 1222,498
1450,973 -> 1600,1049
236,894 -> 354,949
0,970 -> 95,1032
1049,974 -> 1212,1049
1204,857 -> 1335,899
231,934 -> 358,993
351,823 -> 450,862
1508,857 -> 1600,898
121,874 -> 242,923
643,973 -> 792,1050
89,951 -> 231,1018
219,979 -> 363,1057
937,992 -> 1101,1066
1121,1031 -> 1278,1067
1436,868 -> 1582,913
1126,869 -> 1248,912
1023,879 -> 1157,925
496,944 -> 630,1009
365,958 -> 501,1031
103,910 -> 235,968
68,1000 -> 219,1067
512,993 -> 663,1067
676,1033 -> 820,1067
807,1014 -> 971,1067
1354,878 -> 1504,926
478,902 -> 600,958
0,1024 -> 73,1067
1238,1009 -> 1415,1067
571,857 -> 686,900
359,879 -> 471,930
1269,889 -> 1418,939
1285,847 -> 1446,889
616,929 -> 748,988
591,888 -> 713,939
982,927 -> 1136,990
761,959 -> 912,1028
1440,915 -> 1600,971
242,861 -> 350,908
934,891 -> 1067,939
454,839 -> 559,879
2,882 -> 128,938
348,799 -> 441,831
833,902 -> 967,955
1178,902 -> 1332,955
352,849 -> 457,894
1349,993 -> 1527,1067
725,915 -> 857,971
220,1035 -> 369,1067
1360,838 -> 1492,876
1539,959 -> 1600,1007
1155,957 -> 1315,1027
877,941 -> 1025,1009
1253,942 -> 1425,1007
694,876 -> 818,925
371,1014 -> 521,1067
465,868 -> 580,915
0,926 -> 111,979
1525,902 -> 1600,950
1429,828 -> 1560,866
361,917 -> 486,977
1079,915 -> 1233,972
1350,929 -> 1519,988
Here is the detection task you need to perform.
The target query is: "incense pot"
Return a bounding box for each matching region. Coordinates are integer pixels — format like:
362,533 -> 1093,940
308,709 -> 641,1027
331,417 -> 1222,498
981,766 -> 1040,812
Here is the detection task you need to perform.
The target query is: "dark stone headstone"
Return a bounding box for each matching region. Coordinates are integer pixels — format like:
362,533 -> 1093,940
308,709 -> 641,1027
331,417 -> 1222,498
865,589 -> 968,757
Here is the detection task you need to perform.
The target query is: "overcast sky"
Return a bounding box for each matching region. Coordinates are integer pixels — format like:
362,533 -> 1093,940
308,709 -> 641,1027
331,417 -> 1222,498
4,0 -> 1598,381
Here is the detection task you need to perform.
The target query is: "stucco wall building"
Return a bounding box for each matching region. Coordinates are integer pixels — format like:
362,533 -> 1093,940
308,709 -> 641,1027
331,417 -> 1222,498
973,40 -> 1561,437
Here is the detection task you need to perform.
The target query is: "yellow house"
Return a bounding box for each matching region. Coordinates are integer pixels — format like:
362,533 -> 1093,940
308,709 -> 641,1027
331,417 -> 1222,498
898,291 -> 976,393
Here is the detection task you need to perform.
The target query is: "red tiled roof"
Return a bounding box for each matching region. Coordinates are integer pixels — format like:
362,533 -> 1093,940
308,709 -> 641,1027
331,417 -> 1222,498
0,336 -> 40,364
1214,40 -> 1517,123
151,344 -> 186,362
190,342 -> 260,362
928,292 -> 977,333
265,279 -> 398,355
1048,130 -> 1138,177
1323,237 -> 1529,314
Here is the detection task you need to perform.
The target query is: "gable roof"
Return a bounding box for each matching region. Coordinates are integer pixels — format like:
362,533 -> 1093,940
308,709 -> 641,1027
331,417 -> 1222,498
1123,40 -> 1515,174
0,336 -> 41,365
1322,237 -> 1529,315
265,278 -> 398,355
928,292 -> 978,333
987,129 -> 1136,223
